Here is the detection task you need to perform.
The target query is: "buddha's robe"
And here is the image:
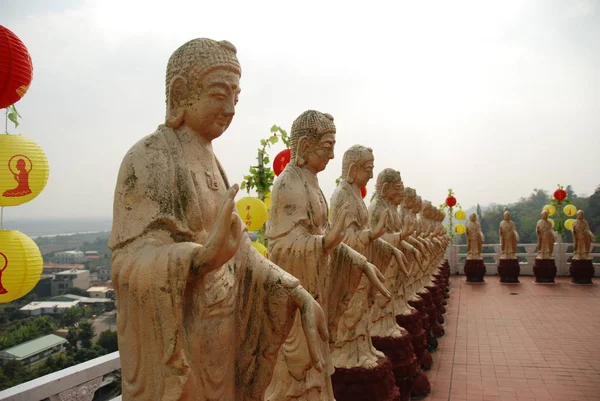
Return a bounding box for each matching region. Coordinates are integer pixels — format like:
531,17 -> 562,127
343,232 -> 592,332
265,164 -> 371,401
572,219 -> 594,260
329,180 -> 391,369
536,219 -> 555,259
466,221 -> 484,259
109,126 -> 302,401
368,196 -> 407,337
499,220 -> 519,259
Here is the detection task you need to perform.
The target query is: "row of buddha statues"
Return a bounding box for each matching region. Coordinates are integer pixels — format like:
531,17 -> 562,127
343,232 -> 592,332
108,38 -> 451,401
464,210 -> 596,261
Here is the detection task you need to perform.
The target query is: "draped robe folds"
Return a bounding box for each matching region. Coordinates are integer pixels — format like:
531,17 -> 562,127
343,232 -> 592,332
368,196 -> 407,337
328,180 -> 389,369
572,219 -> 593,260
265,165 -> 370,401
398,207 -> 422,307
536,219 -> 555,259
466,221 -> 484,260
109,126 -> 302,401
500,220 -> 519,259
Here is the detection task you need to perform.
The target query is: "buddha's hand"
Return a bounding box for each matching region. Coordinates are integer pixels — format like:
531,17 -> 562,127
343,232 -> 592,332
324,203 -> 349,251
359,211 -> 388,244
362,261 -> 391,299
290,286 -> 328,372
192,185 -> 243,274
393,248 -> 410,278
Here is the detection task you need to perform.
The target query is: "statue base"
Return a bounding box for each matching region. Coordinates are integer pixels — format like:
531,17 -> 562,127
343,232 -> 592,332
533,259 -> 557,284
498,259 -> 520,284
569,259 -> 594,285
371,334 -> 426,401
464,259 -> 486,283
332,357 -> 401,401
396,308 -> 432,369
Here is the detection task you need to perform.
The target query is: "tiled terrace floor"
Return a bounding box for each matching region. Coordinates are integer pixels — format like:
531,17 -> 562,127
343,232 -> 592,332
426,276 -> 600,401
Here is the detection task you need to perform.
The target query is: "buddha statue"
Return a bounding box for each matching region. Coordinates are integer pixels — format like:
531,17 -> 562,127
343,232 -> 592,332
265,111 -> 391,401
499,211 -> 519,259
466,213 -> 484,260
536,210 -> 555,259
109,39 -> 328,401
572,210 -> 596,260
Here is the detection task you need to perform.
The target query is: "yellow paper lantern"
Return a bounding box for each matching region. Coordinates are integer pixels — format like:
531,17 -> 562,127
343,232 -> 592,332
564,218 -> 575,231
251,241 -> 269,258
454,224 -> 466,235
563,204 -> 577,217
0,230 -> 43,303
236,197 -> 268,232
0,134 -> 49,207
454,210 -> 466,220
548,218 -> 555,228
542,204 -> 556,216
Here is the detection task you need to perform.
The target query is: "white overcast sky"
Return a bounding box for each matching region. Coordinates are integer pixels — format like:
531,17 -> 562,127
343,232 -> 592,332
1,0 -> 599,220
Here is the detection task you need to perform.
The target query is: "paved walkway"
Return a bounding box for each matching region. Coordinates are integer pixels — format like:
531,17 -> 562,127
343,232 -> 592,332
426,276 -> 600,401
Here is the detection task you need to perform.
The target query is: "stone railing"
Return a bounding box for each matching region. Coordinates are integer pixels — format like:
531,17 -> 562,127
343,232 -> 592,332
0,352 -> 121,401
446,242 -> 600,277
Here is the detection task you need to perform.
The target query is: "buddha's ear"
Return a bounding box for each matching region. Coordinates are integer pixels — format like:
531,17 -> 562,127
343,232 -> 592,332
347,163 -> 358,184
296,136 -> 309,166
381,181 -> 389,197
166,75 -> 188,128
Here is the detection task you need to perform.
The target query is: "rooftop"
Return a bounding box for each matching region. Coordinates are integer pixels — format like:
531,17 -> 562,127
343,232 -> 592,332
86,286 -> 110,293
19,301 -> 80,311
43,263 -> 85,270
0,334 -> 67,360
427,276 -> 600,401
55,269 -> 88,276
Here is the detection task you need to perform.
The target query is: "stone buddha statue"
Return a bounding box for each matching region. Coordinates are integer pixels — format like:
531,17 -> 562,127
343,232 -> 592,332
466,213 -> 484,260
109,38 -> 329,401
499,211 -> 519,259
265,111 -> 391,401
572,210 -> 596,260
536,210 -> 555,259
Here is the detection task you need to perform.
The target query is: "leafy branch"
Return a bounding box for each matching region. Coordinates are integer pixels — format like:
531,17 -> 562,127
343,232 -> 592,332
5,105 -> 22,130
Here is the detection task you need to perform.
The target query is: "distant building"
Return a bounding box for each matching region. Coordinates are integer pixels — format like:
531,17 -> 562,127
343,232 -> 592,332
0,334 -> 68,366
19,301 -> 81,316
96,265 -> 111,282
50,269 -> 90,296
43,263 -> 85,275
87,286 -> 113,299
85,251 -> 101,261
33,275 -> 54,298
54,250 -> 86,264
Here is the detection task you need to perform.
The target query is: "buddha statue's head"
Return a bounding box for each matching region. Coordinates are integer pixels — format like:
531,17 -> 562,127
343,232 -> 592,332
165,38 -> 241,140
469,213 -> 477,222
437,209 -> 445,222
541,210 -> 548,220
341,145 -> 374,187
422,200 -> 433,218
289,110 -> 336,173
412,195 -> 422,214
576,210 -> 584,220
504,211 -> 511,221
375,168 -> 404,206
402,187 -> 416,209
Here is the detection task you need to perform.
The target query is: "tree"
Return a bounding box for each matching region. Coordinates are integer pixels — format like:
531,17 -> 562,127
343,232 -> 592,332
97,330 -> 119,353
78,321 -> 94,349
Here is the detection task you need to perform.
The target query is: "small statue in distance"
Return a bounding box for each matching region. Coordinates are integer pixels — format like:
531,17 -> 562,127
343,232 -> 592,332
536,210 -> 555,259
466,213 -> 484,260
499,211 -> 519,259
572,210 -> 596,260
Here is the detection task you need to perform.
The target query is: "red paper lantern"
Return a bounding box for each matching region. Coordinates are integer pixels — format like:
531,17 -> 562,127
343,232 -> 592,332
445,196 -> 457,207
0,26 -> 33,109
273,148 -> 291,176
553,189 -> 566,202
360,186 -> 367,199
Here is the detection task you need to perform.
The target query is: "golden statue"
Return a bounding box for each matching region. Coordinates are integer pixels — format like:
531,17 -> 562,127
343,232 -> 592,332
536,210 -> 555,259
572,210 -> 596,260
499,211 -> 519,259
109,39 -> 328,401
265,111 -> 390,401
466,213 -> 484,260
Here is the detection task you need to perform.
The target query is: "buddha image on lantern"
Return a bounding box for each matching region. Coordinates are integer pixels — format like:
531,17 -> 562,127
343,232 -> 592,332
245,205 -> 253,228
0,252 -> 7,295
3,154 -> 33,198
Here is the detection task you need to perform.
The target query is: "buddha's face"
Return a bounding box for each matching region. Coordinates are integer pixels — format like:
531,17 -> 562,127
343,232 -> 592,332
470,213 -> 477,222
384,180 -> 404,206
504,212 -> 511,221
354,159 -> 374,187
541,211 -> 548,220
305,133 -> 336,174
183,69 -> 240,140
577,210 -> 584,220
403,194 -> 414,209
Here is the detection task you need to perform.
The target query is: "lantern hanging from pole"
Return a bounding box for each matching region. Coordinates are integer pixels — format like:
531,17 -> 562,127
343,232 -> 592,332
0,134 -> 50,207
445,196 -> 456,207
454,224 -> 465,235
542,204 -> 556,217
235,197 -> 268,232
454,209 -> 466,220
251,241 -> 268,258
563,204 -> 577,217
553,188 -> 567,202
0,26 -> 34,109
273,148 -> 291,176
0,230 -> 43,303
564,218 -> 575,231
